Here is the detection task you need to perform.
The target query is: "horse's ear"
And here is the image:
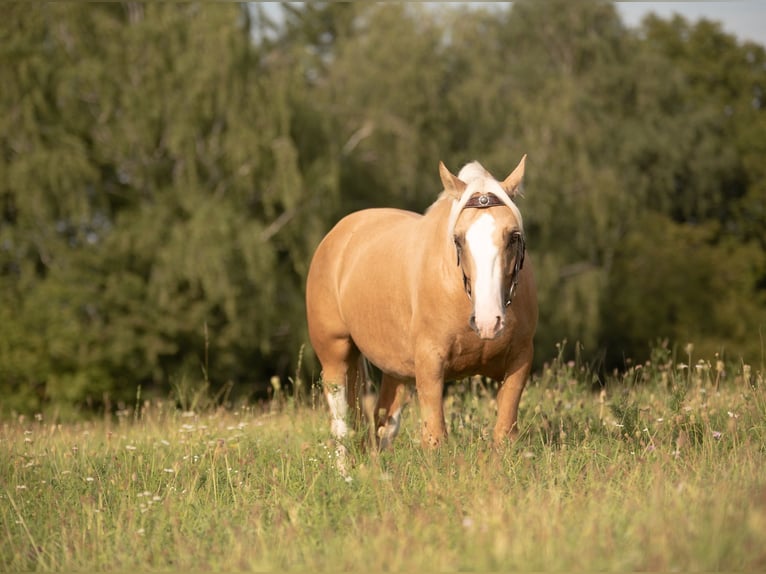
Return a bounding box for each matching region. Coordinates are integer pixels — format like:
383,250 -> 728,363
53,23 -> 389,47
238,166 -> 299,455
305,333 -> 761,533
501,154 -> 527,197
439,161 -> 466,199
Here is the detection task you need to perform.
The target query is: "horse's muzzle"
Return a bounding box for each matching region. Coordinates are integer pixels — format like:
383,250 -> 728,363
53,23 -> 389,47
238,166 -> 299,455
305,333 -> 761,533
469,313 -> 504,340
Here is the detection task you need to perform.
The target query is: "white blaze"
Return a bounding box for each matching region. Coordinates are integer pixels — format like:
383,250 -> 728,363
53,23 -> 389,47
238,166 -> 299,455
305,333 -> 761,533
465,212 -> 504,339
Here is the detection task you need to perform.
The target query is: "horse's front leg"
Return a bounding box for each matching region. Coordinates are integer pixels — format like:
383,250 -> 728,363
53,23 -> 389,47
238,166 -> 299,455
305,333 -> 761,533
493,343 -> 533,444
414,350 -> 447,448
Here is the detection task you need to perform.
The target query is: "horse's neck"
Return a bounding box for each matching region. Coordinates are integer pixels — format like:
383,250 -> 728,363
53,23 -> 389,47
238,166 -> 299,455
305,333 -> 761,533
420,198 -> 457,273
415,198 -> 470,319
422,196 -> 451,236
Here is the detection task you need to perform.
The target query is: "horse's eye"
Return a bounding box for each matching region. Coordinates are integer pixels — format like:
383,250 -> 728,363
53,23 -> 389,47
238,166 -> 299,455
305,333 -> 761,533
507,233 -> 519,247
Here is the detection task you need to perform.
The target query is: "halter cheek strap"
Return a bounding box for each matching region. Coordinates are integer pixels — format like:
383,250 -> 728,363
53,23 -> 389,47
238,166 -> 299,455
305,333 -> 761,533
505,234 -> 525,307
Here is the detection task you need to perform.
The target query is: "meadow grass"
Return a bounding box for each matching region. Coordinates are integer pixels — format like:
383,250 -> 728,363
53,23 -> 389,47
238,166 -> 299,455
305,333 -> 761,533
2,345 -> 765,571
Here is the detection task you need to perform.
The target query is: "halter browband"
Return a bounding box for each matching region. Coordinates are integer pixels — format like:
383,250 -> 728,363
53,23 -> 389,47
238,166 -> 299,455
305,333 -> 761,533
463,193 -> 506,209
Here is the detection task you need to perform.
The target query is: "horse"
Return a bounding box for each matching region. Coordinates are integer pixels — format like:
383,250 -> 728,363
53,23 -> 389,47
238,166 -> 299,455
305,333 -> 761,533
305,156 -> 537,452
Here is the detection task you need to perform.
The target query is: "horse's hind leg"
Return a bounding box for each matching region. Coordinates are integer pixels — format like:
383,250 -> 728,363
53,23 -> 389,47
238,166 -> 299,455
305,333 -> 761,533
316,338 -> 363,438
315,337 -> 362,476
375,374 -> 410,450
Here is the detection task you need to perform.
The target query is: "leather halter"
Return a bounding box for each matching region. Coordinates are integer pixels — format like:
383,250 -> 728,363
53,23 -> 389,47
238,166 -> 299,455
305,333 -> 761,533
464,193 -> 507,209
456,193 -> 526,307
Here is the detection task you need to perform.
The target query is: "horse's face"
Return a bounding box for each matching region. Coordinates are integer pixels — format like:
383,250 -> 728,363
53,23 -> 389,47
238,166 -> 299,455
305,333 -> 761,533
441,157 -> 527,340
453,204 -> 524,339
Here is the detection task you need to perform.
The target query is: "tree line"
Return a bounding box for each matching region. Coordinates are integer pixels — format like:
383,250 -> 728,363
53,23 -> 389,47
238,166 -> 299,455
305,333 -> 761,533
1,1 -> 764,413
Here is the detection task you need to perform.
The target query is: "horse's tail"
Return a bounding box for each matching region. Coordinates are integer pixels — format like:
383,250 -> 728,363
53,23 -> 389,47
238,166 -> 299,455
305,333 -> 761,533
358,354 -> 376,398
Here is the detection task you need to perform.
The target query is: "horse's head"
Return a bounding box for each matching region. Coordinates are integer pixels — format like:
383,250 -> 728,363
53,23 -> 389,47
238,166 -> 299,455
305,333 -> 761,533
440,156 -> 527,340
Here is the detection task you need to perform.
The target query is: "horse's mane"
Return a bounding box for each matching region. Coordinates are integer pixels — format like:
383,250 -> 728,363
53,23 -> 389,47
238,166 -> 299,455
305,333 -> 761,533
429,161 -> 523,241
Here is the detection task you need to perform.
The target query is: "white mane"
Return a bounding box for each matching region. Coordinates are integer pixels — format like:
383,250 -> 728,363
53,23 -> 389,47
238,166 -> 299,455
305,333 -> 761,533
446,161 -> 524,241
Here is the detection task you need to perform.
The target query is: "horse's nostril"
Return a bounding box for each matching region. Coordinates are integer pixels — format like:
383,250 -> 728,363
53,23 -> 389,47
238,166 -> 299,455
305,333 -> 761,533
469,315 -> 477,331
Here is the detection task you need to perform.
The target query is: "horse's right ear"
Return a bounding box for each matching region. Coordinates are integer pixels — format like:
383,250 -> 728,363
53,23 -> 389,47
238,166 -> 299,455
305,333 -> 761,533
439,161 -> 466,199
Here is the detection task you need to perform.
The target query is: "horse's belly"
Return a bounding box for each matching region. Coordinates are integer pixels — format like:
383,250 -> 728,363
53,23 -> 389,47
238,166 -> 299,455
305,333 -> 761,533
339,279 -> 417,378
361,344 -> 416,380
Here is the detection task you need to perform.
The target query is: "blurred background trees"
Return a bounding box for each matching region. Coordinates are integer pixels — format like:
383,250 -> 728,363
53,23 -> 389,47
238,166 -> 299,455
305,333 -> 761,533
1,1 -> 764,413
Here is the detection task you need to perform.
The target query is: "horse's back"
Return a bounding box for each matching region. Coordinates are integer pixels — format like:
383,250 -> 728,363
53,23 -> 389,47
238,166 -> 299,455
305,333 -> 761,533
327,207 -> 420,242
307,207 -> 419,280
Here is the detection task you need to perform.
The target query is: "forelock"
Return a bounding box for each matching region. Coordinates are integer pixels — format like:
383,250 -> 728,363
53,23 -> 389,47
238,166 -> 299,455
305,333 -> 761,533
446,162 -> 524,241
457,161 -> 492,183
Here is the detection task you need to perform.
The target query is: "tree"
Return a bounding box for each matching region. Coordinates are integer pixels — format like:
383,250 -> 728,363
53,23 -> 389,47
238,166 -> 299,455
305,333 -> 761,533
601,14 -> 766,366
0,3 -> 331,411
1,1 -> 764,414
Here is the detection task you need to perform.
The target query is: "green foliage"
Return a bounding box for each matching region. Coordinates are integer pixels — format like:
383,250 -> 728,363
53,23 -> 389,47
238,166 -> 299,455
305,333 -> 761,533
0,1 -> 764,411
603,213 -> 766,363
0,3 -> 325,410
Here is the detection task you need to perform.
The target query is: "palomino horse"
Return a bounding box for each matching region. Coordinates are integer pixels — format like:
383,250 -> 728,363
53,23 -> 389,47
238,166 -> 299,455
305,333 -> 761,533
306,156 -> 537,451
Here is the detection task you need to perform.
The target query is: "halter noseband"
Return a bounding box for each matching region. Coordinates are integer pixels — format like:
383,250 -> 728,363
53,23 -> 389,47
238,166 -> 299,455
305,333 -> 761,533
456,193 -> 526,307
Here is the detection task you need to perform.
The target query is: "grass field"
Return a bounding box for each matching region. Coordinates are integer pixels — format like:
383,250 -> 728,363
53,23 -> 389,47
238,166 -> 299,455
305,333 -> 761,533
2,344 -> 765,571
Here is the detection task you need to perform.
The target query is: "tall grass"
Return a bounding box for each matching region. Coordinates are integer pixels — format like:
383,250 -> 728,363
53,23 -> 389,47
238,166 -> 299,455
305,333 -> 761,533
2,345 -> 765,570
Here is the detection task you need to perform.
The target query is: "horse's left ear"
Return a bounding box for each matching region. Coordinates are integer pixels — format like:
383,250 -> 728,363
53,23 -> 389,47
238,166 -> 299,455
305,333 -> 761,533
439,161 -> 467,199
501,154 -> 527,197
